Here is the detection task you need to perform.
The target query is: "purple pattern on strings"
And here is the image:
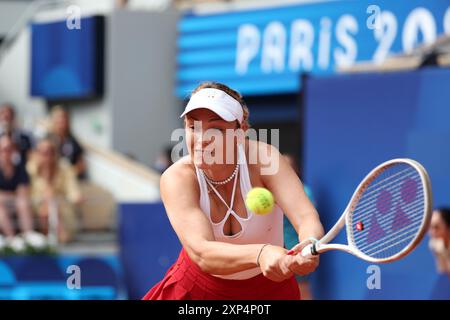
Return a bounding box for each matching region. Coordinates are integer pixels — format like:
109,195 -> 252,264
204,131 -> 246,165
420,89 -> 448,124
350,163 -> 424,259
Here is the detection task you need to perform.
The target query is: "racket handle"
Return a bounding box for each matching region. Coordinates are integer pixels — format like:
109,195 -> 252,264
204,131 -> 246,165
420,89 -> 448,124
286,241 -> 319,256
287,244 -> 315,256
301,243 -> 314,257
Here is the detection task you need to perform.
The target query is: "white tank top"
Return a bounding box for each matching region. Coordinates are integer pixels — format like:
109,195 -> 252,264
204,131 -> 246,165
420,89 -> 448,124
195,143 -> 284,280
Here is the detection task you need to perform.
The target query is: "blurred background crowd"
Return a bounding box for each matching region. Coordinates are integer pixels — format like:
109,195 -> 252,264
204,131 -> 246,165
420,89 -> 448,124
0,103 -> 114,251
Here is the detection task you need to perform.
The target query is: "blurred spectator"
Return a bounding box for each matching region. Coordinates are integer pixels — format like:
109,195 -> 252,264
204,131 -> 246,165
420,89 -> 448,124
27,137 -> 82,244
429,207 -> 450,275
0,103 -> 34,164
49,106 -> 86,180
429,207 -> 450,299
116,0 -> 128,7
0,135 -> 35,246
152,145 -> 174,173
283,153 -> 316,300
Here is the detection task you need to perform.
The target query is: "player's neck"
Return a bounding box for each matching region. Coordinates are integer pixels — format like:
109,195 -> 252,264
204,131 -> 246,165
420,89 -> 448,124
203,162 -> 238,184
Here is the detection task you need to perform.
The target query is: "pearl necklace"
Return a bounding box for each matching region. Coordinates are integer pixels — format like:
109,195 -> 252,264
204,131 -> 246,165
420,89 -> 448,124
202,164 -> 239,185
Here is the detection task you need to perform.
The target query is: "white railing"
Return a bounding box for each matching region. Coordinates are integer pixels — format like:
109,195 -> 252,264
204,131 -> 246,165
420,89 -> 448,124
81,140 -> 161,203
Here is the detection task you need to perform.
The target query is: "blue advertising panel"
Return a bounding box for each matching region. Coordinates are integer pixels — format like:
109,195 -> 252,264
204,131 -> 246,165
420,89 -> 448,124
177,0 -> 450,96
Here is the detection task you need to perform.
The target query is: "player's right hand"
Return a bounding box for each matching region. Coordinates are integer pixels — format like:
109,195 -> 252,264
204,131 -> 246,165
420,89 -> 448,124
258,245 -> 294,282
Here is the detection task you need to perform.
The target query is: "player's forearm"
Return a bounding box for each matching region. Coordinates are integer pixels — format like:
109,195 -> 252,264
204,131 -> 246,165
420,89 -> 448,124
297,213 -> 324,242
192,241 -> 263,275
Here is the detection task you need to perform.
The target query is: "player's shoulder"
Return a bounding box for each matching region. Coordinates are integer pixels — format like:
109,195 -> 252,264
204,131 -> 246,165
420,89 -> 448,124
160,155 -> 196,189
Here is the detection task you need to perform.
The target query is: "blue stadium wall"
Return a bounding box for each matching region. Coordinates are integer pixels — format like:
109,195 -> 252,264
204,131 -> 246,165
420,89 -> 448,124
303,66 -> 450,299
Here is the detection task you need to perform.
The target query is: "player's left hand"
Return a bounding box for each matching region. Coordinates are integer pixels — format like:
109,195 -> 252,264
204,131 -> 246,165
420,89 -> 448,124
284,239 -> 320,276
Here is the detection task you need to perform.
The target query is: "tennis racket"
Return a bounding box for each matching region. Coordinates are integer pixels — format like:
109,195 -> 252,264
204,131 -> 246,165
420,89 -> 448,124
297,158 -> 432,263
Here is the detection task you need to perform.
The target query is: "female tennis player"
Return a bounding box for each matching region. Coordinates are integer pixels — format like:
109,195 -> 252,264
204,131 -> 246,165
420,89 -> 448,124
143,82 -> 324,300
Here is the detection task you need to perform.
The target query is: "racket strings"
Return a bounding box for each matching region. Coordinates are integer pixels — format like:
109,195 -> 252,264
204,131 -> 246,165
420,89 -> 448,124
350,170 -> 420,235
357,213 -> 423,254
361,167 -> 413,193
352,183 -> 424,240
353,170 -> 419,214
353,201 -> 424,246
363,221 -> 423,256
349,163 -> 425,259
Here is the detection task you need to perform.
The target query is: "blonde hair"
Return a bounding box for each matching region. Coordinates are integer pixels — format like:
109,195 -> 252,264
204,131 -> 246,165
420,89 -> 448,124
191,82 -> 250,131
37,135 -> 60,157
50,105 -> 68,118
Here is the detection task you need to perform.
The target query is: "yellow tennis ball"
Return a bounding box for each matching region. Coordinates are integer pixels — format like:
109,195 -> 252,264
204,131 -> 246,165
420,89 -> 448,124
245,187 -> 274,215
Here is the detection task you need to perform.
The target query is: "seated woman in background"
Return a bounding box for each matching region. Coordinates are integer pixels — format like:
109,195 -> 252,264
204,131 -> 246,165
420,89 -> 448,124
27,137 -> 82,243
0,135 -> 35,245
49,106 -> 86,180
0,103 -> 34,165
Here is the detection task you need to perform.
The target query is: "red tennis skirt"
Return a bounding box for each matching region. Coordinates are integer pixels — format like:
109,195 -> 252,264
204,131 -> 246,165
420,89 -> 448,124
142,248 -> 301,300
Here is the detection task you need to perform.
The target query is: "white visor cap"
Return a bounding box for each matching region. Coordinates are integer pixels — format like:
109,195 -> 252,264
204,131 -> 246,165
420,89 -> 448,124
180,88 -> 243,124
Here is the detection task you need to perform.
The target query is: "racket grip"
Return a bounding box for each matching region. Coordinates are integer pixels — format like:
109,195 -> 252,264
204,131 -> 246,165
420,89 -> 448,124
300,243 -> 314,257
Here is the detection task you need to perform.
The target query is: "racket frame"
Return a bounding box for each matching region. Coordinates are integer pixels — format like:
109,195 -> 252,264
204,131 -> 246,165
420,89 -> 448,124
301,158 -> 433,263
